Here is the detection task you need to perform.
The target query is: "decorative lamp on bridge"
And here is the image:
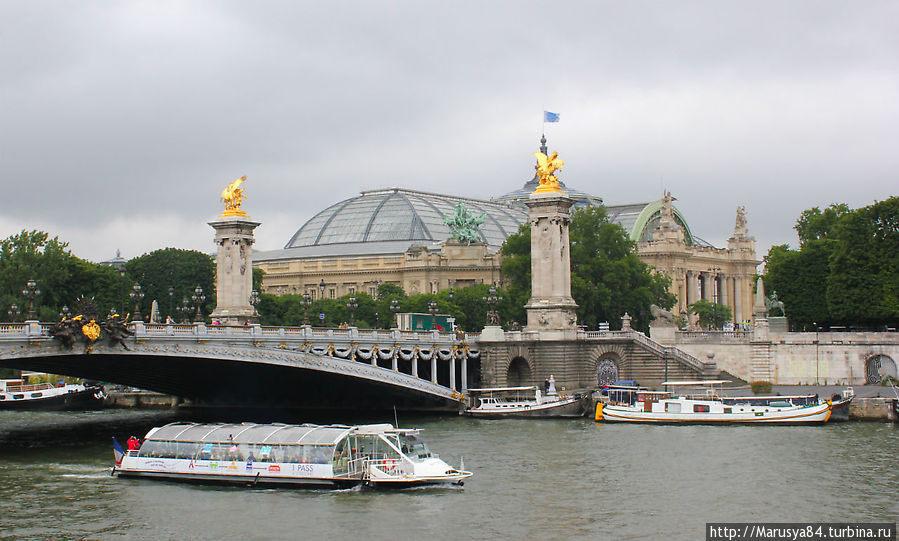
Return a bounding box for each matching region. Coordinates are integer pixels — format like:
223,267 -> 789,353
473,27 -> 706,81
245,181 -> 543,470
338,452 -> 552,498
22,279 -> 40,321
191,286 -> 206,323
301,292 -> 312,326
59,305 -> 71,320
7,303 -> 20,322
390,299 -> 401,329
428,300 -> 439,330
346,296 -> 358,327
130,283 -> 145,321
177,296 -> 191,323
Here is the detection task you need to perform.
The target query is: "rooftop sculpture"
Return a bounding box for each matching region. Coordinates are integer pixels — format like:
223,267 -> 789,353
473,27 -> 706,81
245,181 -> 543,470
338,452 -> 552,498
443,202 -> 486,245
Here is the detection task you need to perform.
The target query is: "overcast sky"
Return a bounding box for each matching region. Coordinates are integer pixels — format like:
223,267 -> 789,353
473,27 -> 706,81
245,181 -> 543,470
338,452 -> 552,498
2,1 -> 896,264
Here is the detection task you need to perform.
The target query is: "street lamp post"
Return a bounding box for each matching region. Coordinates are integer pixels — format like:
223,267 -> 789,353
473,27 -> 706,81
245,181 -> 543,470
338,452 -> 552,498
346,296 -> 358,327
319,279 -> 326,300
22,279 -> 40,321
301,292 -> 312,325
374,312 -> 380,329
59,305 -> 71,320
168,286 -> 175,321
130,283 -> 145,321
390,299 -> 401,329
8,304 -> 20,322
428,300 -> 439,330
191,286 -> 206,323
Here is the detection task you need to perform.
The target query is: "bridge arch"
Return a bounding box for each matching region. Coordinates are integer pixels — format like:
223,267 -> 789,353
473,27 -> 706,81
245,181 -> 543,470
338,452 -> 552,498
506,356 -> 532,386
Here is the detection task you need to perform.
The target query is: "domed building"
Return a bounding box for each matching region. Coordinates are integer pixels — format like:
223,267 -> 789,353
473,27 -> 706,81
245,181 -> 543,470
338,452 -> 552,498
254,137 -> 760,325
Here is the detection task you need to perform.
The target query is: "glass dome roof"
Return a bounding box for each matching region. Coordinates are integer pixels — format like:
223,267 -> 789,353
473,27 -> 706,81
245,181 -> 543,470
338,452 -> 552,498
284,188 -> 528,250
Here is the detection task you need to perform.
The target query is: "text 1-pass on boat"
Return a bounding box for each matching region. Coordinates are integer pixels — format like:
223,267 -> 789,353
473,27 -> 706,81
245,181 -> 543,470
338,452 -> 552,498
595,380 -> 834,424
112,422 -> 472,489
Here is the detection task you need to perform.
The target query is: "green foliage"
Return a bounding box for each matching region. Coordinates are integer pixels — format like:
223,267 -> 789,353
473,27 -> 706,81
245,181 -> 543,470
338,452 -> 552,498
501,205 -> 675,332
252,268 -> 265,292
125,248 -> 215,321
0,230 -> 122,321
750,381 -> 772,394
795,203 -> 851,245
764,197 -> 899,329
688,299 -> 733,330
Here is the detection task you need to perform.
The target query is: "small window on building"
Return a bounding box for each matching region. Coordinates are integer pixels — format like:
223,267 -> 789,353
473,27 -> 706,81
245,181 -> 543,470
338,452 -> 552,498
348,287 -> 355,295
329,289 -> 336,299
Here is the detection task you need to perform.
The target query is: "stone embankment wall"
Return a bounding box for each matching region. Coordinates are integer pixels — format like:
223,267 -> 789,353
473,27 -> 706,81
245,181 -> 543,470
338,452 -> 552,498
658,329 -> 899,385
106,392 -> 184,409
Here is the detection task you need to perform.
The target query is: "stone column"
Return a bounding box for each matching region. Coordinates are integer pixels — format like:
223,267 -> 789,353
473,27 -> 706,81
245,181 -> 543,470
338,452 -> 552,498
733,276 -> 743,327
461,356 -> 468,392
524,193 -> 578,333
412,356 -> 418,378
431,355 -> 437,384
208,217 -> 261,325
720,274 -> 730,315
449,356 -> 456,391
687,271 -> 699,306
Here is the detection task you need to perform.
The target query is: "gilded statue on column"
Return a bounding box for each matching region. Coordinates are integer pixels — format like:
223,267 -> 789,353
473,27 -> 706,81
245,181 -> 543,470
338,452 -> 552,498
532,151 -> 565,193
220,176 -> 248,217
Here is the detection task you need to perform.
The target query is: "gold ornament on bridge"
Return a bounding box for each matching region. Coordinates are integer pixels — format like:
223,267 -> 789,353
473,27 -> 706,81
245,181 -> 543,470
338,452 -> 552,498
82,320 -> 101,341
532,151 -> 564,194
220,176 -> 248,217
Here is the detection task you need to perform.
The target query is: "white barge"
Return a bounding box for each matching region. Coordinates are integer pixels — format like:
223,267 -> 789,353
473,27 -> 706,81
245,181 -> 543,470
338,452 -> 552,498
0,379 -> 106,410
113,422 -> 472,488
595,381 -> 833,424
464,386 -> 585,418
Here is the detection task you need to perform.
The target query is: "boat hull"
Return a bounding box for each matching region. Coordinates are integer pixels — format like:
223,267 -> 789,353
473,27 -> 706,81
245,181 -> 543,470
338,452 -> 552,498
0,387 -> 105,411
464,397 -> 585,418
828,397 -> 852,422
115,469 -> 357,489
597,403 -> 832,424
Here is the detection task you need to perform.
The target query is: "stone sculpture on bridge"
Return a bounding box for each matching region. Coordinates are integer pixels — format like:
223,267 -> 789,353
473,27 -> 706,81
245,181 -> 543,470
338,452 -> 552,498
220,176 -> 248,218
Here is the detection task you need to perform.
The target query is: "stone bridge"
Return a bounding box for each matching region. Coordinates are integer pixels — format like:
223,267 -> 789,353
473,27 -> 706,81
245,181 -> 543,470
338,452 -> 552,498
0,322 -> 481,412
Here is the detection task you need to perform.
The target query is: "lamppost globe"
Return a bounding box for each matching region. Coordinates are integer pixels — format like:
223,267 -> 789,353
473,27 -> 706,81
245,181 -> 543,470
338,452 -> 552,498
59,305 -> 71,320
22,279 -> 41,321
8,303 -> 20,322
346,296 -> 358,327
129,283 -> 145,321
389,299 -> 401,329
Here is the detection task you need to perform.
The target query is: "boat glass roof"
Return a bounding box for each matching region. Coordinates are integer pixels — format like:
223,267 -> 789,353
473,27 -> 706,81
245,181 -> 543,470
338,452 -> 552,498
145,423 -> 355,445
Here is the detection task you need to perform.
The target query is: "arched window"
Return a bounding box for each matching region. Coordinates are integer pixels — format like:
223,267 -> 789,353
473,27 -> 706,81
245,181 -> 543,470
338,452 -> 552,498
865,355 -> 897,384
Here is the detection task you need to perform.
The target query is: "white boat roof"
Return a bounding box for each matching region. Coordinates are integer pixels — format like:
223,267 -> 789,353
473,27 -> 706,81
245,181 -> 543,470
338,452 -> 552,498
468,386 -> 537,392
661,380 -> 732,386
143,422 -> 401,446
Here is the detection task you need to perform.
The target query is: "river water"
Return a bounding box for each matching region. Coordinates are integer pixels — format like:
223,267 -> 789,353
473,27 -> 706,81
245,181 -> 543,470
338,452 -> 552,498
1,409 -> 896,540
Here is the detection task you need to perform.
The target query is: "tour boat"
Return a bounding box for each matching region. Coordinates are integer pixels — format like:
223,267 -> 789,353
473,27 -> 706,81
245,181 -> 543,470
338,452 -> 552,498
0,379 -> 106,410
595,380 -> 833,424
112,422 -> 472,488
463,386 -> 586,418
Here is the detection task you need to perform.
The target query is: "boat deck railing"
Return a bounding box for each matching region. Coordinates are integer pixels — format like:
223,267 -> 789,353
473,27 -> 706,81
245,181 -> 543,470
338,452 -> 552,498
1,382 -> 56,393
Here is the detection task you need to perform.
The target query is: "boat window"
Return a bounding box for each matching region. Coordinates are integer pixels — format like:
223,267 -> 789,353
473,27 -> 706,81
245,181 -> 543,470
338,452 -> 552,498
333,440 -> 350,474
397,433 -> 432,461
31,392 -> 42,398
12,394 -> 24,399
723,407 -> 732,414
665,402 -> 681,413
693,404 -> 710,413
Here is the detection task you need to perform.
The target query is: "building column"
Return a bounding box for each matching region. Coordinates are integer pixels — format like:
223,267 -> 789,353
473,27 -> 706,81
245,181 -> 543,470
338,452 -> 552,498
734,275 -> 744,328
720,275 -> 730,320
449,356 -> 456,391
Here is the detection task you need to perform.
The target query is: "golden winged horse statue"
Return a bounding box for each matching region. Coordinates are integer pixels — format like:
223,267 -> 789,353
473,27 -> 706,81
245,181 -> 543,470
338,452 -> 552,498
220,176 -> 248,217
533,151 -> 564,193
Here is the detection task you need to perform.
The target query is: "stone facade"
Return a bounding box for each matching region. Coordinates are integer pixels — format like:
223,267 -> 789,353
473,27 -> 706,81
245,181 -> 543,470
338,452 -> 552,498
257,241 -> 500,299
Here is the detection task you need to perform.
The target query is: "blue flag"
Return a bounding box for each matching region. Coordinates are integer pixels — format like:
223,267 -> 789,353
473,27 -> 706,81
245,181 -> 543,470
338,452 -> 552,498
544,111 -> 560,123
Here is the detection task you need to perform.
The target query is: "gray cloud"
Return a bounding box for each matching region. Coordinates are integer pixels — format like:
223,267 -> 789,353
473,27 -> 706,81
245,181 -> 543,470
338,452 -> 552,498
1,1 -> 896,262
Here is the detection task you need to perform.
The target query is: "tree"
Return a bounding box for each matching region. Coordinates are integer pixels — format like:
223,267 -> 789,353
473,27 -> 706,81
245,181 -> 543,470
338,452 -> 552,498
795,203 -> 851,245
501,205 -> 675,332
125,248 -> 215,321
688,299 -> 733,330
763,243 -> 833,329
0,230 -> 122,321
